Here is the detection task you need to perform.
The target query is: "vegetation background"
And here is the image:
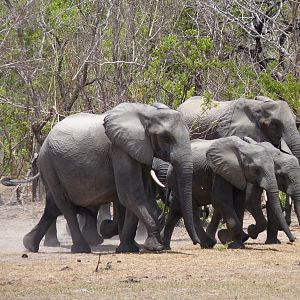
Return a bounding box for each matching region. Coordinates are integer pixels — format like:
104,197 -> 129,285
1,0 -> 299,182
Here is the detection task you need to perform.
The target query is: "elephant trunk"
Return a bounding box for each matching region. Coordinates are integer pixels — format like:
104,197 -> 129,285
291,190 -> 300,226
171,153 -> 200,245
283,128 -> 300,164
266,183 -> 295,242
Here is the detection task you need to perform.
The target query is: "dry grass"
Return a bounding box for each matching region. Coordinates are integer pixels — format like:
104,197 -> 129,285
0,201 -> 300,299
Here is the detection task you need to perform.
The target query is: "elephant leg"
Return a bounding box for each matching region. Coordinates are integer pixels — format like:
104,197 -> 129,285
247,201 -> 267,240
162,198 -> 181,250
43,219 -> 60,247
98,202 -> 112,225
205,209 -> 246,244
116,209 -> 139,253
206,208 -> 221,243
63,210 -> 91,253
213,175 -> 244,249
193,203 -> 216,249
47,181 -> 91,253
265,200 -> 281,244
284,195 -> 292,226
23,192 -> 61,252
81,208 -> 104,246
245,185 -> 266,239
99,198 -> 123,239
232,189 -> 249,244
112,148 -> 163,252
114,198 -> 125,237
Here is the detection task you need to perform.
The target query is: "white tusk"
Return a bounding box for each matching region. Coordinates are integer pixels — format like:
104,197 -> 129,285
263,190 -> 268,202
150,170 -> 166,188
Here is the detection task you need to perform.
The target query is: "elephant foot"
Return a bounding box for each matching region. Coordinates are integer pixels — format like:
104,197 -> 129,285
161,235 -> 171,250
71,242 -> 91,253
218,229 -> 231,245
241,231 -> 250,243
164,244 -> 171,250
206,231 -> 217,243
228,240 -> 245,249
265,238 -> 281,245
43,237 -> 60,247
247,224 -> 262,239
200,236 -> 217,249
84,234 -> 104,246
100,219 -> 119,239
143,235 -> 164,251
82,227 -> 104,246
116,242 -> 140,253
23,234 -> 39,253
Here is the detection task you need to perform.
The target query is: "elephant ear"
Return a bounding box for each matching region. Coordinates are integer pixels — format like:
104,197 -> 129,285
206,136 -> 246,190
104,103 -> 154,165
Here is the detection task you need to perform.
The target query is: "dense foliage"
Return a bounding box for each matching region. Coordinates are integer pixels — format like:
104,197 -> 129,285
0,0 -> 299,175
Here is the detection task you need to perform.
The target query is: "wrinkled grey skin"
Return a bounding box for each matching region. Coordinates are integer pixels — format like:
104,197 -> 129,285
206,140 -> 300,244
243,139 -> 300,243
91,159 -> 170,240
1,174 -> 107,247
178,96 -> 300,158
22,102 -> 199,253
44,204 -> 113,247
178,95 -> 300,243
156,137 -> 294,249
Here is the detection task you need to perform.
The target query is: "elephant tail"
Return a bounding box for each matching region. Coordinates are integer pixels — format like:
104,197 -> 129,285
1,173 -> 40,186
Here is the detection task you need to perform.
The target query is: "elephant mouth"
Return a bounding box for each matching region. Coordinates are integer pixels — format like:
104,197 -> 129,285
154,150 -> 169,161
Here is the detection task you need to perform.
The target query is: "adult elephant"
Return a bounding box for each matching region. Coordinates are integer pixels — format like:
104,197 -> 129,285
21,102 -> 199,253
156,137 -> 295,249
178,96 -> 300,159
178,95 -> 300,243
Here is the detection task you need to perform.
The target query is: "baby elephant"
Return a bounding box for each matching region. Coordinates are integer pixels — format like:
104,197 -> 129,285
158,136 -> 294,249
206,138 -> 300,245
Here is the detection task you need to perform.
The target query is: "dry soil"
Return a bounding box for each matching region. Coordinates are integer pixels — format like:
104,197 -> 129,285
0,186 -> 300,299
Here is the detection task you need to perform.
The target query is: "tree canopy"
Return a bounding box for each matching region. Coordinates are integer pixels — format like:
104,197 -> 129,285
1,0 -> 299,176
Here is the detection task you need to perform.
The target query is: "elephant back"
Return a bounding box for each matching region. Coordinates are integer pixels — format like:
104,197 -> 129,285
44,113 -> 108,157
178,97 -> 237,140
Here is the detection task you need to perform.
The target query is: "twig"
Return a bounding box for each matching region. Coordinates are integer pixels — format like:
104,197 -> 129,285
95,253 -> 101,272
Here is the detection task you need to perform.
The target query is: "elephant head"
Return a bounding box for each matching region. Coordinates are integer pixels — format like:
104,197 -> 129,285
251,97 -> 300,162
180,96 -> 300,166
206,136 -> 295,242
103,102 -> 199,245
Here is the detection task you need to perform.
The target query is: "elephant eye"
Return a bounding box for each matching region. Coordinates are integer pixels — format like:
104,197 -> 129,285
252,166 -> 261,175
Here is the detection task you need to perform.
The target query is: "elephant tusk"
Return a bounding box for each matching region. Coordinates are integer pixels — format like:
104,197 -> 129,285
150,170 -> 166,188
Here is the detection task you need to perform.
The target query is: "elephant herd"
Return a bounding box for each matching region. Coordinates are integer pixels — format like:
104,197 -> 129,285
2,96 -> 300,253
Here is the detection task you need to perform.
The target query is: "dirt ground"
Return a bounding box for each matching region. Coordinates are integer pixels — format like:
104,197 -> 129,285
0,187 -> 300,299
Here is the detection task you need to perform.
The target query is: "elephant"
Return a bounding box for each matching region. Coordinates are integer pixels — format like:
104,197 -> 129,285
78,159 -> 172,241
1,174 -> 108,247
178,96 -> 300,161
154,136 -> 295,249
20,102 -> 199,253
178,95 -> 300,243
206,139 -> 300,244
